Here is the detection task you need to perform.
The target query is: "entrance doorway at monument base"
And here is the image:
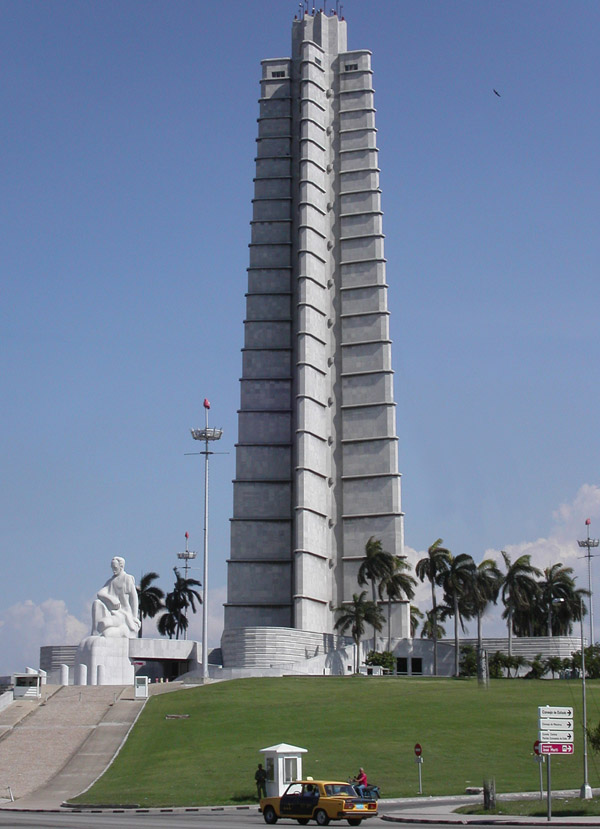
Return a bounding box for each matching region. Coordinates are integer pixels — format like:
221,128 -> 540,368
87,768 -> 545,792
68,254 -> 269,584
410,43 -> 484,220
133,658 -> 190,683
395,656 -> 423,676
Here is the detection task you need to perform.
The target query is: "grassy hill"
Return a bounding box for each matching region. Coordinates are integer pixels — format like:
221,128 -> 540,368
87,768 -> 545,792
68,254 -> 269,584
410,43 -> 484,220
70,676 -> 600,808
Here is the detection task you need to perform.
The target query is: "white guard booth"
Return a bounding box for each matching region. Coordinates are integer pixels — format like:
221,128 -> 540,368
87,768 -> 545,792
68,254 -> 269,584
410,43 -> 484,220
260,743 -> 308,797
134,675 -> 149,699
12,672 -> 43,699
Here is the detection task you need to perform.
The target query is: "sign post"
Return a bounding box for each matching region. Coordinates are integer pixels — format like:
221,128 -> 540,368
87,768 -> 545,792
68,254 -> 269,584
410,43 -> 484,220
538,706 -> 575,822
414,743 -> 423,794
533,740 -> 544,800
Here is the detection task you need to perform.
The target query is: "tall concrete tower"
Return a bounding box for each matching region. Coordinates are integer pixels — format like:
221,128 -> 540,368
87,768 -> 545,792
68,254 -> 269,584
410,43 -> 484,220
222,11 -> 404,667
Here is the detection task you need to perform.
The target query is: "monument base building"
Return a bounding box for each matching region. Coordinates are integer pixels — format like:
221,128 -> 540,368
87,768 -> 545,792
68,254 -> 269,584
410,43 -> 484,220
222,10 -> 405,668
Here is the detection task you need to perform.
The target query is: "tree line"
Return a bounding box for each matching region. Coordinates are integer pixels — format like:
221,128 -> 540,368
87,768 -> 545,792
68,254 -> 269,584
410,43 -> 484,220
334,536 -> 587,675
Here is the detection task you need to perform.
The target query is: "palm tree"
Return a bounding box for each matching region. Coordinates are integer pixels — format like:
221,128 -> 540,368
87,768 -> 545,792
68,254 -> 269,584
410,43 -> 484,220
157,591 -> 184,640
378,557 -> 417,651
440,553 -> 476,676
416,539 -> 451,675
171,567 -> 202,639
544,655 -> 563,679
410,605 -> 424,637
136,571 -> 165,637
539,562 -> 581,636
357,537 -> 395,650
158,568 -> 202,640
468,559 -> 502,647
500,551 -> 541,657
467,558 -> 502,678
334,591 -> 385,673
510,654 -> 528,678
420,608 -> 446,641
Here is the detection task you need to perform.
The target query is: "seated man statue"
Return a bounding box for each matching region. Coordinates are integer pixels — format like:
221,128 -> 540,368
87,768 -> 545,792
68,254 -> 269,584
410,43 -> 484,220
91,556 -> 141,638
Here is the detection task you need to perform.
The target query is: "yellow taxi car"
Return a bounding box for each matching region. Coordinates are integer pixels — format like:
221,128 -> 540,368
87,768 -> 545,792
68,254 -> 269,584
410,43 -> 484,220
260,779 -> 378,825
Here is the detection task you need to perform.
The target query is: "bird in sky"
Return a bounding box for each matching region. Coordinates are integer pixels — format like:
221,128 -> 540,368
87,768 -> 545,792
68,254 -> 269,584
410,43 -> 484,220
493,89 -> 501,97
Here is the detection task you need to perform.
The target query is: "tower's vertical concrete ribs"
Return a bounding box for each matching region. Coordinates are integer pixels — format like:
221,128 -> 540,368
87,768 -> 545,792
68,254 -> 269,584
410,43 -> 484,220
223,12 -> 404,668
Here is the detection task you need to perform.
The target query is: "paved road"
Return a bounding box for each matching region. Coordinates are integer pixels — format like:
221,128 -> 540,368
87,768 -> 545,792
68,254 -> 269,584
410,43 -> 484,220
0,813 -> 442,829
3,801 -> 600,829
0,809 -> 263,829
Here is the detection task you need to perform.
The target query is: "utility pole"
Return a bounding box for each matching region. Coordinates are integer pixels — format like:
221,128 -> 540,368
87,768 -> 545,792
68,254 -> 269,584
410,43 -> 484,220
580,596 -> 592,799
176,532 -> 197,640
190,399 -> 223,681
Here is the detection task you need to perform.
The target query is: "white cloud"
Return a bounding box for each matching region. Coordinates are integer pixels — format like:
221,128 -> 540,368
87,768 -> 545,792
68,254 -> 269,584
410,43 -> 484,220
0,599 -> 88,676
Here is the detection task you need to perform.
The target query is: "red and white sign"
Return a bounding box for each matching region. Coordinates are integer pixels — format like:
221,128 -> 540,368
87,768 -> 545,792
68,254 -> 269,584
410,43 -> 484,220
533,740 -> 540,756
414,743 -> 422,757
540,743 -> 574,755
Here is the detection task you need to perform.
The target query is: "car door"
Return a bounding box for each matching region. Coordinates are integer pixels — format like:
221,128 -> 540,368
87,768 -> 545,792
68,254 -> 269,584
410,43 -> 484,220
280,783 -> 303,817
297,783 -> 319,817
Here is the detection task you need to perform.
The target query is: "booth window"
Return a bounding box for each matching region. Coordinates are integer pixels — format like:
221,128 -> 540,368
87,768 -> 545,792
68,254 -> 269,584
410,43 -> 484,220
266,757 -> 275,781
284,756 -> 298,783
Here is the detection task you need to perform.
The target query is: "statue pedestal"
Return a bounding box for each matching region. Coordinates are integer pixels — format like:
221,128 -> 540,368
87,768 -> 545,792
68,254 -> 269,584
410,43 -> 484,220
75,636 -> 134,686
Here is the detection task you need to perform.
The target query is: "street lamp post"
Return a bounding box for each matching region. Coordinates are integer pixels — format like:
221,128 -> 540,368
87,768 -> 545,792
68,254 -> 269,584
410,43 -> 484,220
578,518 -> 598,647
579,596 -> 592,799
191,399 -> 223,681
177,532 -> 197,641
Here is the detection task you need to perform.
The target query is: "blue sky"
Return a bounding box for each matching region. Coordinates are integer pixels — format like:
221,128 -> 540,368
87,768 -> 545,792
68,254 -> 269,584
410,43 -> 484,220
2,0 -> 599,675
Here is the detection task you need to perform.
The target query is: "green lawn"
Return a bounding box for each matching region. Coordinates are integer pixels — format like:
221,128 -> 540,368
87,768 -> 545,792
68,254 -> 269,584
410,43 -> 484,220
70,676 -> 600,808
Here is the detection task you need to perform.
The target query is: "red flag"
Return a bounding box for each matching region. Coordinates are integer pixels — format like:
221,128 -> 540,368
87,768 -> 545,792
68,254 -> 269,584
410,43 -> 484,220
185,531 -> 189,539
203,398 -> 211,409
586,518 -> 591,526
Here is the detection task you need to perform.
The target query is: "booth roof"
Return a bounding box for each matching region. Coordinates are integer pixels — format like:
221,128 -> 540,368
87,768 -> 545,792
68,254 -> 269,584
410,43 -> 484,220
260,743 -> 308,753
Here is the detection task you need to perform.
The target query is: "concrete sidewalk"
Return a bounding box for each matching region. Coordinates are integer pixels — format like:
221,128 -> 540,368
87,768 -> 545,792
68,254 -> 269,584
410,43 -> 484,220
381,791 -> 600,824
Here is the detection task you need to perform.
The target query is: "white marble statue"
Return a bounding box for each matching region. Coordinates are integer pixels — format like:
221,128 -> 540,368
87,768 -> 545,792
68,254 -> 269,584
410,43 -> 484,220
91,556 -> 140,638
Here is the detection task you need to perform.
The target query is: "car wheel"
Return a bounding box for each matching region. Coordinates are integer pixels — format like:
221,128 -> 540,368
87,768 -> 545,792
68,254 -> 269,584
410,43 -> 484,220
314,809 -> 330,826
263,805 -> 278,824
347,820 -> 363,826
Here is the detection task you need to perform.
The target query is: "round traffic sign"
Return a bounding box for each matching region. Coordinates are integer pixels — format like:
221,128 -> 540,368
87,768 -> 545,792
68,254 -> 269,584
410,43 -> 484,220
414,743 -> 422,757
533,739 -> 540,756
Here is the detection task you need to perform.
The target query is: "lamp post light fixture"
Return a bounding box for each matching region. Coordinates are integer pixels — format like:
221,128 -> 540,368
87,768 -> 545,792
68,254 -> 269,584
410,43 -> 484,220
177,532 -> 197,641
578,518 -> 599,646
177,531 -> 197,578
190,399 -> 223,681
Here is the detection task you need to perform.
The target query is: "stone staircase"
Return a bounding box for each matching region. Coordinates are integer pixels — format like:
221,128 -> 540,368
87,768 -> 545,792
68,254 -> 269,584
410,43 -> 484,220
0,684 -> 130,803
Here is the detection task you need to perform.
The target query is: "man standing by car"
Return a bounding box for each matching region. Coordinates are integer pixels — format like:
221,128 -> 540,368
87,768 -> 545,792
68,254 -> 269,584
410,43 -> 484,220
255,763 -> 267,799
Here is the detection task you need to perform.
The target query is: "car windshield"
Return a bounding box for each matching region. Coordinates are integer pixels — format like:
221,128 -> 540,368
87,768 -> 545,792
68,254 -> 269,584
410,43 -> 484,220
324,784 -> 357,797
